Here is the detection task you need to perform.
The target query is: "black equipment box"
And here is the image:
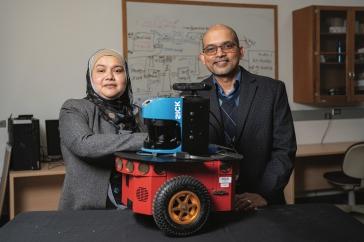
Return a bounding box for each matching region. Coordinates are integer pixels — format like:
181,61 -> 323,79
8,115 -> 40,170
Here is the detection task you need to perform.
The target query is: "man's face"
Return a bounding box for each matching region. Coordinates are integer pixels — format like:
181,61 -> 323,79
199,27 -> 244,78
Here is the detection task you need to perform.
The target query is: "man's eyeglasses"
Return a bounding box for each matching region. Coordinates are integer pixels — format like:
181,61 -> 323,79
202,42 -> 239,56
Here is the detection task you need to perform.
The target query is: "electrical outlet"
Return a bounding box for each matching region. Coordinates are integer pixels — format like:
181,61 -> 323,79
0,120 -> 6,128
331,108 -> 341,116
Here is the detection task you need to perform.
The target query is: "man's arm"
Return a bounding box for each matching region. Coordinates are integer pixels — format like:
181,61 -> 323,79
235,81 -> 296,211
257,81 -> 297,203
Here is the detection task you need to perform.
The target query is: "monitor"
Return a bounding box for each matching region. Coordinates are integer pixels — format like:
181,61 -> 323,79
45,120 -> 62,160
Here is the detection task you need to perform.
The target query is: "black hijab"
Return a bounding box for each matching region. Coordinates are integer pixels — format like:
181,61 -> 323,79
85,49 -> 138,132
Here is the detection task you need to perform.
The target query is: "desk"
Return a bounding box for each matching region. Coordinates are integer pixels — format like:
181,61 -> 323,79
7,142 -> 358,216
284,142 -> 357,203
0,204 -> 363,242
9,162 -> 65,219
296,142 -> 355,157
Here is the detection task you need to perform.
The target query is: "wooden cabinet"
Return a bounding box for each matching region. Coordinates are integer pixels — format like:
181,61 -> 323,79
9,163 -> 65,219
293,6 -> 364,106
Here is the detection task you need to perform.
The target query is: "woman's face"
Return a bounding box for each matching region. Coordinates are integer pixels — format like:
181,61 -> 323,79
91,56 -> 126,99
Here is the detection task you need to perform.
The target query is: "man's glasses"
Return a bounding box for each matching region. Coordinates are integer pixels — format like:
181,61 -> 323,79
202,42 -> 239,56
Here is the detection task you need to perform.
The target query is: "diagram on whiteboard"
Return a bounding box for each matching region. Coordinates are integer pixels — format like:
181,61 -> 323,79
126,2 -> 276,105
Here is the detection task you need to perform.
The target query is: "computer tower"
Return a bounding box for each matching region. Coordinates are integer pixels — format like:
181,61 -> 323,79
45,119 -> 62,160
8,115 -> 40,170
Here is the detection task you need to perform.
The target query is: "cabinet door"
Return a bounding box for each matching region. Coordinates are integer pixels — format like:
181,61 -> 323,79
316,8 -> 349,104
352,9 -> 364,101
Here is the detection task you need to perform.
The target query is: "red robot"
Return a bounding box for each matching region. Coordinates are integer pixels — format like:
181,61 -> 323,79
115,152 -> 239,236
115,83 -> 242,236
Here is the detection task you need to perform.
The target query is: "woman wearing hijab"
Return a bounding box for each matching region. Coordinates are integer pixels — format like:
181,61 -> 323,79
59,49 -> 147,210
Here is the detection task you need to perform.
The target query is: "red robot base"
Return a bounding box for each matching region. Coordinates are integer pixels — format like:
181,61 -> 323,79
114,152 -> 239,237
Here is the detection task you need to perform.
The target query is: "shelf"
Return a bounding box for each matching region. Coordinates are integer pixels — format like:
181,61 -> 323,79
320,51 -> 347,55
320,62 -> 345,65
354,90 -> 364,95
320,32 -> 346,36
10,162 -> 65,178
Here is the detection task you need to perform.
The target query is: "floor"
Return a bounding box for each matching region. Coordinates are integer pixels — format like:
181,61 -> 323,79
296,191 -> 364,224
335,205 -> 364,224
353,212 -> 364,224
353,213 -> 364,224
0,216 -> 8,227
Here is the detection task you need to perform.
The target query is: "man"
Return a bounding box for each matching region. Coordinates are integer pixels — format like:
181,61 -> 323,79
198,24 -> 296,211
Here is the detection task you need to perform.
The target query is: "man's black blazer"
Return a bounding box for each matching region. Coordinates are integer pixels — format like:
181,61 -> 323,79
197,66 -> 297,204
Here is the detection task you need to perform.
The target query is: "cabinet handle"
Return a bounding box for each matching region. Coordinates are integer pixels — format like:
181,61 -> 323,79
348,72 -> 356,80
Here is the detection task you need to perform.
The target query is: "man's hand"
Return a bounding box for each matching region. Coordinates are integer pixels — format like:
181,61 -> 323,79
234,192 -> 267,212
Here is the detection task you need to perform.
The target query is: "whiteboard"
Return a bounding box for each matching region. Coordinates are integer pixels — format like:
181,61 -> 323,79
123,0 -> 277,104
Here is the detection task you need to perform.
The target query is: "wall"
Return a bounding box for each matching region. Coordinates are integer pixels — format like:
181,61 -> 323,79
1,0 -> 364,160
0,0 -> 122,155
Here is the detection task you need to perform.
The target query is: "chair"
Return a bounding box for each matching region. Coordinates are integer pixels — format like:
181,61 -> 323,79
323,142 -> 364,210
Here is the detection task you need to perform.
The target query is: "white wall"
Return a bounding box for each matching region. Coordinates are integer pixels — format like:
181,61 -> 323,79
1,0 -> 364,152
0,0 -> 122,151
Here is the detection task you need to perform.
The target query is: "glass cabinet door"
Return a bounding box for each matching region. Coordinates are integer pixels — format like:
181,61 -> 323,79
319,10 -> 348,99
353,10 -> 364,96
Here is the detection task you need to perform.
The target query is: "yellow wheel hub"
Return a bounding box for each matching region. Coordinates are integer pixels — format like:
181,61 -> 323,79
168,190 -> 201,225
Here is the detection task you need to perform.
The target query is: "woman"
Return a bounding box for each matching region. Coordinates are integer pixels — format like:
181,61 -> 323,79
59,49 -> 147,210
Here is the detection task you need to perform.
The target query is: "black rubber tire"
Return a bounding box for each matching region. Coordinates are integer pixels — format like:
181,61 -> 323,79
152,175 -> 211,237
